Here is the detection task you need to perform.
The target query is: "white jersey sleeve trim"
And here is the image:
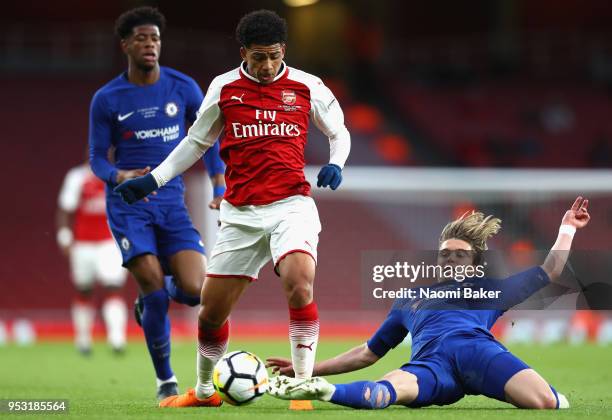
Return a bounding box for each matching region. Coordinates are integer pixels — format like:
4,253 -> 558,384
151,68 -> 240,187
58,165 -> 87,212
287,67 -> 351,169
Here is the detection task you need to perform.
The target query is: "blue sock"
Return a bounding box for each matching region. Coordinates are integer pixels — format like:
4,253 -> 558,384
549,385 -> 559,409
141,289 -> 173,381
164,276 -> 200,307
330,380 -> 397,409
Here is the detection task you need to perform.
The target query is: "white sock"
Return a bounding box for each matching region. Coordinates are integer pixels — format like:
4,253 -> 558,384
289,320 -> 319,378
290,333 -> 319,379
156,375 -> 178,388
71,301 -> 95,349
102,296 -> 127,349
195,322 -> 229,399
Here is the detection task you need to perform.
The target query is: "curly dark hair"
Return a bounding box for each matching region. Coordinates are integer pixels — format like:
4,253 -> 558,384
235,10 -> 288,48
114,6 -> 166,39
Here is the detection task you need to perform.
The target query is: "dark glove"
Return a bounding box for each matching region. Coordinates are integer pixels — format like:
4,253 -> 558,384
113,173 -> 158,204
317,164 -> 342,190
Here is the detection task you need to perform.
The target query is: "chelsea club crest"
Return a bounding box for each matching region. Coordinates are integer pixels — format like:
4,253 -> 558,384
165,102 -> 178,117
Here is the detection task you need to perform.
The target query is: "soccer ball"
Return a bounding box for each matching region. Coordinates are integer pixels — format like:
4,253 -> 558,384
213,350 -> 269,405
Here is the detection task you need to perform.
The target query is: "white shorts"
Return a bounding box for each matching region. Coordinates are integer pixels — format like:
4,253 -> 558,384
207,195 -> 321,281
70,240 -> 127,289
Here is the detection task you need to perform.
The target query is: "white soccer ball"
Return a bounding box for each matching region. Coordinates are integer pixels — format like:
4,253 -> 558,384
213,350 -> 269,405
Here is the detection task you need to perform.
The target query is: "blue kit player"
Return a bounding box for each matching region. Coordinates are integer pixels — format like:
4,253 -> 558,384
88,7 -> 225,400
268,197 -> 591,410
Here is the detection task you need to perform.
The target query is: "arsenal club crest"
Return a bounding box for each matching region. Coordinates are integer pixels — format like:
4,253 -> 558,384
281,90 -> 296,105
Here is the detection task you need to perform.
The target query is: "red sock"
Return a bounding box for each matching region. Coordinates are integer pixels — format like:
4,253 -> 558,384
196,321 -> 229,398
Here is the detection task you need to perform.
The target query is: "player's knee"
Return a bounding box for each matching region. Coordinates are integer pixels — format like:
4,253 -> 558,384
523,389 -> 558,409
198,306 -> 226,329
174,274 -> 203,297
285,283 -> 313,307
136,275 -> 164,293
129,269 -> 164,293
539,390 -> 558,409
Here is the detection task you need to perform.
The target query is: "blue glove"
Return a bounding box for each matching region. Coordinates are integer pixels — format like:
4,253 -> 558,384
113,173 -> 158,204
317,164 -> 342,190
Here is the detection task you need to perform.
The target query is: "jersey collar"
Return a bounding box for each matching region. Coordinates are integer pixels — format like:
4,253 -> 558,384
240,61 -> 287,84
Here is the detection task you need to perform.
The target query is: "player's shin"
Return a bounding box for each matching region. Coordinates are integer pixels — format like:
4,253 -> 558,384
331,380 -> 397,409
196,320 -> 229,399
141,289 -> 175,384
102,295 -> 127,350
289,302 -> 319,379
71,297 -> 95,352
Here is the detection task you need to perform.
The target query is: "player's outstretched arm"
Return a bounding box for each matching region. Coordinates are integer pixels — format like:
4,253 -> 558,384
266,343 -> 379,377
540,196 -> 590,281
310,79 -> 351,190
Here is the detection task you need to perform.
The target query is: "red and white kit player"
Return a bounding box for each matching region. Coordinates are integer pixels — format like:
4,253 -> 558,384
115,10 -> 351,408
57,161 -> 128,355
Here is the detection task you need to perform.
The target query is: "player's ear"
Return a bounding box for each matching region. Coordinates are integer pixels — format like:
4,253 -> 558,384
240,46 -> 247,61
120,38 -> 129,54
280,43 -> 286,58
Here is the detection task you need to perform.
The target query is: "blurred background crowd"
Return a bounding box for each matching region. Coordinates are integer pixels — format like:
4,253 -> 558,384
1,0 -> 611,345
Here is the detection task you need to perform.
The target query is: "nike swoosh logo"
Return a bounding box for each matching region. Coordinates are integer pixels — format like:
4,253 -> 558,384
118,112 -> 134,122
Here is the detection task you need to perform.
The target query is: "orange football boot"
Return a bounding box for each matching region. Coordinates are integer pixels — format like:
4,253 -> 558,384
159,388 -> 223,408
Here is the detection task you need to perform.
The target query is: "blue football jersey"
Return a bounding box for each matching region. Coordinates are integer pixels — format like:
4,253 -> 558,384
89,66 -> 224,200
367,266 -> 550,360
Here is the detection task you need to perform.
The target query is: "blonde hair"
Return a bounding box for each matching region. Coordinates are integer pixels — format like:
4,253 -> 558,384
439,211 -> 502,254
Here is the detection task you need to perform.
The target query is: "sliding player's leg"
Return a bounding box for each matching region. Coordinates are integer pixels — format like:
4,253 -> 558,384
269,362 -> 463,409
330,361 -> 463,409
461,337 -> 568,409
504,368 -> 569,409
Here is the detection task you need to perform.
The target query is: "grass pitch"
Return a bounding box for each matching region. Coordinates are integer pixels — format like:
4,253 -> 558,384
0,339 -> 610,419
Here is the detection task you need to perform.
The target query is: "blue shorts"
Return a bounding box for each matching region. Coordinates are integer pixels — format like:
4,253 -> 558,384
401,335 -> 530,407
106,196 -> 204,267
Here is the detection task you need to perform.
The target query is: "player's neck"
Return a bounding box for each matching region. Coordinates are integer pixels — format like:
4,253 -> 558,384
127,64 -> 160,86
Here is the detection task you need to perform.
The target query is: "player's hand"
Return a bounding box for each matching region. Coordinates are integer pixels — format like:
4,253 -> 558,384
317,164 -> 342,190
561,196 -> 590,229
265,357 -> 295,377
208,196 -> 223,210
209,185 -> 225,210
116,166 -> 151,184
114,173 -> 159,204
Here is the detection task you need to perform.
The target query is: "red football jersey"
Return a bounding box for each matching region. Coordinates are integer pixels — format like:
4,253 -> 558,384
58,165 -> 112,241
153,62 -> 350,207
217,66 -> 313,205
